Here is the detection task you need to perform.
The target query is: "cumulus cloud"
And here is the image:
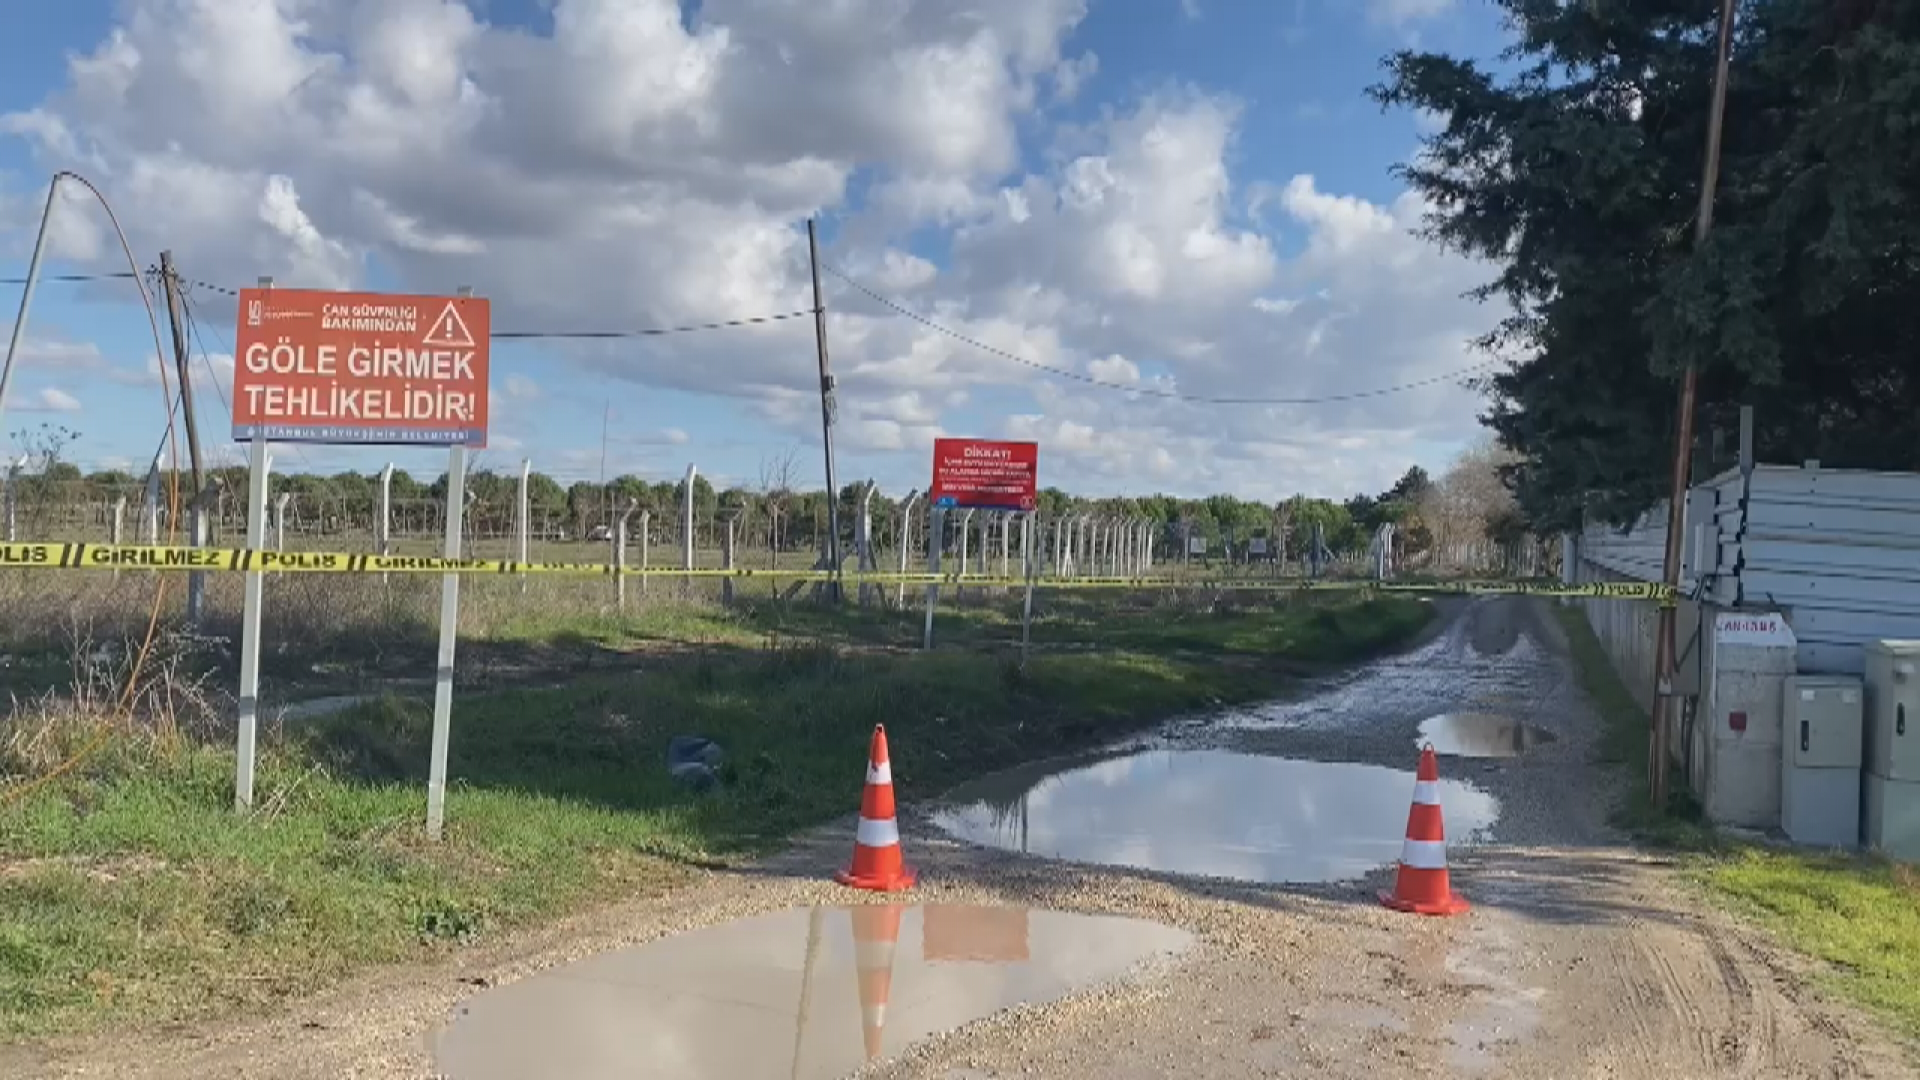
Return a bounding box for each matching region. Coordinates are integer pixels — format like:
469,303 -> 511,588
0,0 -> 1502,500
31,387 -> 83,412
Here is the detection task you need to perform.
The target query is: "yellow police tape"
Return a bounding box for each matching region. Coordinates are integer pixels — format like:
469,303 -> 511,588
0,540 -> 1675,602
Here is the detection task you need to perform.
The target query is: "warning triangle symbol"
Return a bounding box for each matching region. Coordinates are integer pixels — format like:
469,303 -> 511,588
423,301 -> 476,348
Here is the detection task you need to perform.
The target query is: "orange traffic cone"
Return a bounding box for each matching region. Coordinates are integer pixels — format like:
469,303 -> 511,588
1379,745 -> 1470,917
835,725 -> 918,892
849,905 -> 903,1061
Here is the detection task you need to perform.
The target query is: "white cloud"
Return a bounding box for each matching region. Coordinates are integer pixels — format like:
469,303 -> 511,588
0,0 -> 1502,501
872,249 -> 938,292
36,387 -> 83,412
1368,0 -> 1454,27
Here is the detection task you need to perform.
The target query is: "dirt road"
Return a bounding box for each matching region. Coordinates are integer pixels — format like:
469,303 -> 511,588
18,598 -> 1914,1079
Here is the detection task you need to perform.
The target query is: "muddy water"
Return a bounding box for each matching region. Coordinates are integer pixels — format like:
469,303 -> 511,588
1417,712 -> 1558,758
429,905 -> 1192,1080
933,750 -> 1499,884
1209,612 -> 1565,737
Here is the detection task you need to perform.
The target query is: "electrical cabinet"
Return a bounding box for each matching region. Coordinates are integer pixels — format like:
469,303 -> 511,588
1863,772 -> 1920,862
1785,676 -> 1865,769
1864,641 -> 1920,782
1780,676 -> 1864,848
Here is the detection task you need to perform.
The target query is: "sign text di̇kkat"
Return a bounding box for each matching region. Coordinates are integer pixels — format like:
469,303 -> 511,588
231,288 -> 491,447
930,438 -> 1039,512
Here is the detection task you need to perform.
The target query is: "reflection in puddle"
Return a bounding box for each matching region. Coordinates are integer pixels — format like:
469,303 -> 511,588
431,905 -> 1192,1080
933,750 -> 1499,884
1418,713 -> 1558,758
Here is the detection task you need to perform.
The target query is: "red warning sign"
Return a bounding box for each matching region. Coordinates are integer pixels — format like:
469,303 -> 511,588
930,438 -> 1039,512
231,287 -> 491,447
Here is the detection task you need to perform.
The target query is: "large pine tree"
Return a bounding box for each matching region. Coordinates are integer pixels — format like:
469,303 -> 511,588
1371,0 -> 1920,531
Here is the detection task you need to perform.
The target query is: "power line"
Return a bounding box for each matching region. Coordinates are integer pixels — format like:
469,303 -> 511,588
0,270 -> 139,285
170,276 -> 812,338
18,269 -> 810,339
493,310 -> 814,339
26,264 -> 1494,403
823,263 -> 1500,405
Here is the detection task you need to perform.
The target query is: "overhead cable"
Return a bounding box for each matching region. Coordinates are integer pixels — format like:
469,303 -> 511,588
824,263 -> 1499,405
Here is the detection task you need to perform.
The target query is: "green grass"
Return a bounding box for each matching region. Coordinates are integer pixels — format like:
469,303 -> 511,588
0,593 -> 1432,1039
1553,601 -> 1920,1042
1707,849 -> 1920,1037
1550,602 -> 1719,849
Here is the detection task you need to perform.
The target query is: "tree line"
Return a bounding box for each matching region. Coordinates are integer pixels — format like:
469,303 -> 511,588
8,424 -> 1527,559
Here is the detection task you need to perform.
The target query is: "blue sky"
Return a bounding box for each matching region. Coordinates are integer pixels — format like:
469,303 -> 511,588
1,0 -> 1513,498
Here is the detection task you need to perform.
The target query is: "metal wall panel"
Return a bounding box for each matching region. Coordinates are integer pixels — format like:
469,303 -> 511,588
1581,464 -> 1920,675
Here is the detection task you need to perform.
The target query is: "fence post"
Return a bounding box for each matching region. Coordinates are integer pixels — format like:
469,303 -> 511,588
681,463 -> 696,600
1021,511 -> 1038,668
2,459 -> 20,542
614,498 -> 638,612
922,507 -> 944,649
895,489 -> 920,610
109,495 -> 126,545
638,511 -> 651,598
375,463 -> 394,555
722,510 -> 739,607
274,493 -> 291,552
141,466 -> 160,545
185,478 -> 222,627
956,509 -> 973,603
856,481 -> 878,607
1020,511 -> 1032,582
977,511 -> 990,579
515,458 -> 531,589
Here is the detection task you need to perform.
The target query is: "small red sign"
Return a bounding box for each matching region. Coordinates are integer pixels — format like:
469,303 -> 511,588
930,438 -> 1039,512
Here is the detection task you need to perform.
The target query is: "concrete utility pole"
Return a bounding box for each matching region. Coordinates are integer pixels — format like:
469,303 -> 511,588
0,175 -> 63,440
1651,0 -> 1738,809
807,218 -> 844,602
159,251 -> 206,497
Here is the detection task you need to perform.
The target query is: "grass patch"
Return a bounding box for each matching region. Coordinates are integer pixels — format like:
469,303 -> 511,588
1553,601 -> 1920,1042
1549,602 -> 1718,849
1704,850 -> 1920,1038
0,593 -> 1431,1039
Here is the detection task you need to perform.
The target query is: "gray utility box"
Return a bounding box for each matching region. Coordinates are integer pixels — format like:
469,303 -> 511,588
1863,773 -> 1920,862
1780,675 -> 1865,848
1863,640 -> 1920,782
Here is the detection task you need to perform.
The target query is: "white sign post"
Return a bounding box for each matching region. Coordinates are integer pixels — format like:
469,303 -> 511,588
424,284 -> 476,841
228,279 -> 491,837
233,274 -> 275,812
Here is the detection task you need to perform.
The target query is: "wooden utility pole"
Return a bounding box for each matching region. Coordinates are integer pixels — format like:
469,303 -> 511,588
158,251 -> 205,496
807,218 -> 844,602
1651,0 -> 1738,808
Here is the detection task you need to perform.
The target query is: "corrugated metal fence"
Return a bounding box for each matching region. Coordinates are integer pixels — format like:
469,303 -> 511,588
1578,464 -> 1920,675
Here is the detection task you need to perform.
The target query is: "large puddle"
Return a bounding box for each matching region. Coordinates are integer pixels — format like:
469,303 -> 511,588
1418,712 -> 1558,758
431,905 -> 1192,1080
932,750 -> 1499,884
